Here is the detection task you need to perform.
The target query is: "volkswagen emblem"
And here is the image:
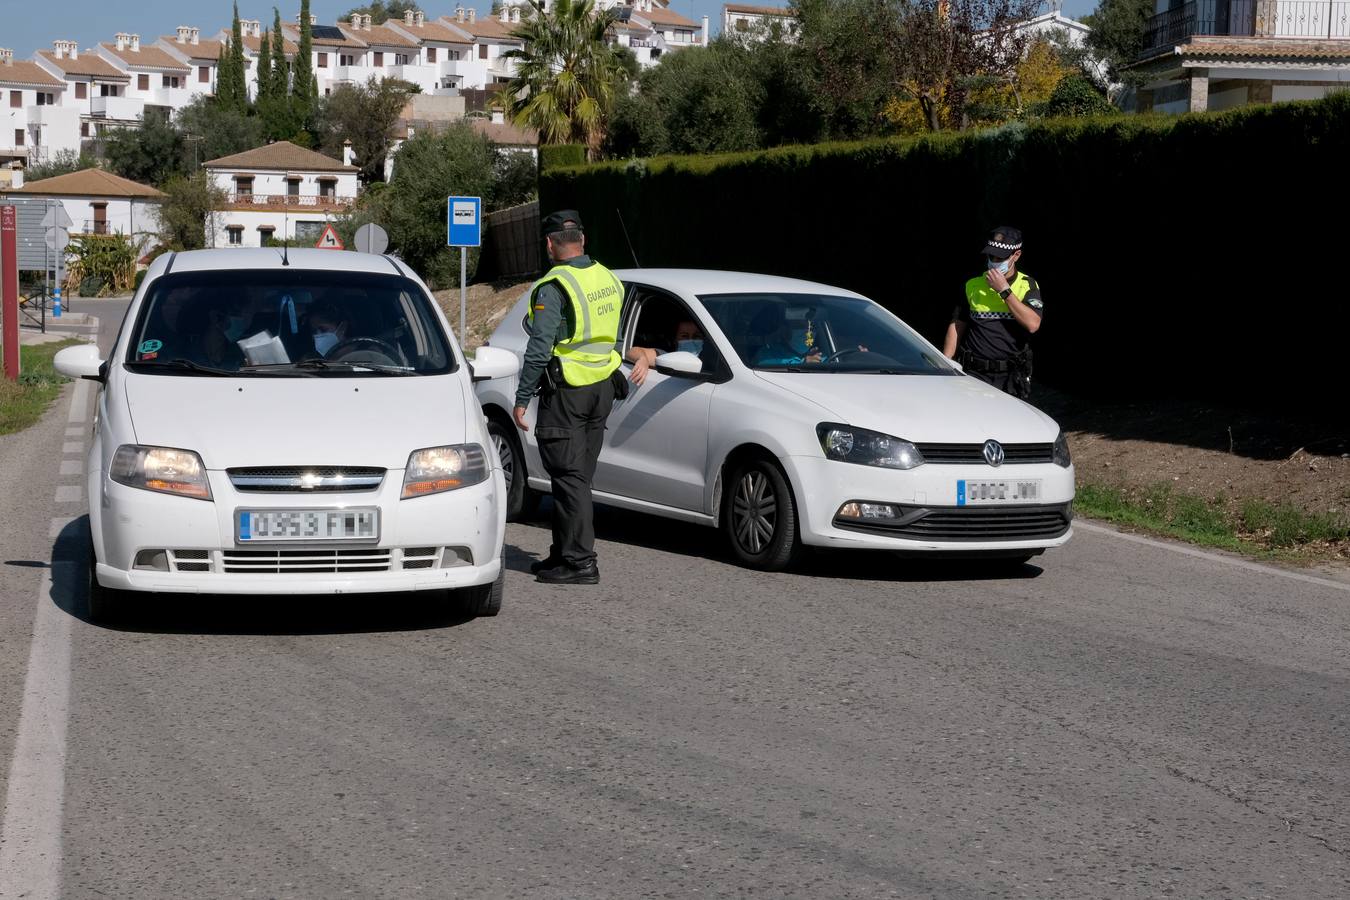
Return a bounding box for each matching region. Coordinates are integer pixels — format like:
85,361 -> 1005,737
982,439 -> 1005,467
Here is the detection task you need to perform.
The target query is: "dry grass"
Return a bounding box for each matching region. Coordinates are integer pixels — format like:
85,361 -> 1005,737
432,279 -> 534,353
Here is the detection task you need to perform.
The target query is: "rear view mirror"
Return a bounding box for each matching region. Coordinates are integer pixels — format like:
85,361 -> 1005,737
653,351 -> 703,377
54,343 -> 106,381
470,346 -> 519,382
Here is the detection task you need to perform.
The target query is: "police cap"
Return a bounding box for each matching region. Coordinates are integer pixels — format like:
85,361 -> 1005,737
982,225 -> 1023,260
541,209 -> 584,237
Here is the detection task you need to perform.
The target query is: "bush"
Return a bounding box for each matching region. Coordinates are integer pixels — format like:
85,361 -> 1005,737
1042,75 -> 1118,118
66,234 -> 138,297
540,144 -> 586,170
541,93 -> 1350,411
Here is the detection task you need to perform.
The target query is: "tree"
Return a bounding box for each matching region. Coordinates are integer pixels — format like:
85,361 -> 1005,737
24,149 -> 100,182
292,0 -> 317,135
360,123 -> 497,285
158,171 -> 229,251
490,151 -> 538,210
1042,74 -> 1118,117
315,77 -> 416,183
343,1 -> 422,24
1084,0 -> 1153,87
257,11 -> 300,141
501,0 -> 625,148
103,114 -> 185,187
176,96 -> 266,166
218,3 -> 249,113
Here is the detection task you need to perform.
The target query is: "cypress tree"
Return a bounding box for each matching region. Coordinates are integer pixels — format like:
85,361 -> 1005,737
270,9 -> 290,99
218,3 -> 249,113
255,30 -> 272,104
291,0 -> 316,133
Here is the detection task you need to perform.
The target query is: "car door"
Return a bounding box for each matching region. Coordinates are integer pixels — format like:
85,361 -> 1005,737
595,286 -> 721,513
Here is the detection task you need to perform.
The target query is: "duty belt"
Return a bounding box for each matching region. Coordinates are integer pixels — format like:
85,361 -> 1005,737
959,353 -> 1012,374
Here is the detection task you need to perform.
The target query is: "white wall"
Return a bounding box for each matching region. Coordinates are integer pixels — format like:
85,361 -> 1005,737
210,209 -> 343,248
23,195 -> 162,240
208,169 -> 360,199
1273,84 -> 1340,102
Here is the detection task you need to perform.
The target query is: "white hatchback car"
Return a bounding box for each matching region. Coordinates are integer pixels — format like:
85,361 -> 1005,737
56,248 -> 519,621
475,270 -> 1074,570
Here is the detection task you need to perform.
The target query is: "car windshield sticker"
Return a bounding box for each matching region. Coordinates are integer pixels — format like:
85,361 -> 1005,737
138,339 -> 163,358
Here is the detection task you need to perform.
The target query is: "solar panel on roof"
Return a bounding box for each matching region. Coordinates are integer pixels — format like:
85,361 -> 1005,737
616,7 -> 633,20
312,25 -> 346,40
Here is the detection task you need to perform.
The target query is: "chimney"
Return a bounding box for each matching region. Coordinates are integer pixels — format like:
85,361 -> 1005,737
362,14 -> 372,29
415,11 -> 425,25
69,41 -> 78,59
311,14 -> 318,25
701,15 -> 708,45
115,32 -> 129,52
342,139 -> 355,167
130,34 -> 140,52
351,13 -> 363,29
500,6 -> 509,22
52,40 -> 64,59
0,48 -> 12,66
468,8 -> 477,23
176,26 -> 191,44
404,9 -> 415,25
10,162 -> 23,190
191,27 -> 200,45
511,7 -> 520,23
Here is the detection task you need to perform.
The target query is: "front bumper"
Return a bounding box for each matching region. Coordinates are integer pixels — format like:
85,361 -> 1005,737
783,455 -> 1075,552
93,466 -> 506,595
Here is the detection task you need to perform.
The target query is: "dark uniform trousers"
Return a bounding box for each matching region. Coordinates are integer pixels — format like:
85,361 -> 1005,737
958,351 -> 1033,400
536,376 -> 616,568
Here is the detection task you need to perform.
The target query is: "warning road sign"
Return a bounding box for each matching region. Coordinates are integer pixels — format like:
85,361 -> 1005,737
315,224 -> 344,250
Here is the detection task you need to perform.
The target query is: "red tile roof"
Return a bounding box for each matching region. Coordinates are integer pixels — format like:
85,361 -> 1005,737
37,50 -> 130,80
158,36 -> 229,61
204,140 -> 357,173
9,167 -> 165,198
723,3 -> 795,16
1179,36 -> 1350,59
0,61 -> 64,88
98,43 -> 191,72
389,19 -> 473,44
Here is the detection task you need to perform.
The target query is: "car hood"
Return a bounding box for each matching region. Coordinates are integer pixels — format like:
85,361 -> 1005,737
122,373 -> 468,469
753,372 -> 1060,444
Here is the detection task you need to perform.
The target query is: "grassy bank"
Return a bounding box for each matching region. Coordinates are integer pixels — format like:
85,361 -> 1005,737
0,339 -> 83,435
1076,481 -> 1350,561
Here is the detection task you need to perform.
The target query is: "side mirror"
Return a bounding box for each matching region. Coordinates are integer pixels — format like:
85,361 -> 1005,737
470,346 -> 520,382
54,343 -> 106,381
653,350 -> 703,377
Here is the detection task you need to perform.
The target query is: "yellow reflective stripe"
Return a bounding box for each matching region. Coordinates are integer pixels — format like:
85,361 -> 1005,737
552,268 -> 593,343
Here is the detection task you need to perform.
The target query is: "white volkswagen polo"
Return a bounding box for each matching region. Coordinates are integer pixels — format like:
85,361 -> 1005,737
56,248 -> 518,621
476,270 -> 1074,571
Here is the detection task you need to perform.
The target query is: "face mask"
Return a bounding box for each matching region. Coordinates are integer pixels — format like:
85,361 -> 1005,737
677,339 -> 703,355
987,258 -> 1010,275
313,331 -> 339,356
224,315 -> 247,342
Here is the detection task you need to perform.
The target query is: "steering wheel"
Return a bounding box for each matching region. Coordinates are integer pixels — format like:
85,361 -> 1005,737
822,347 -> 868,365
327,337 -> 406,367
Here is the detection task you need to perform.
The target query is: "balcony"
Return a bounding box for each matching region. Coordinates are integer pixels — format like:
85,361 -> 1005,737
1143,0 -> 1350,53
225,193 -> 353,211
90,95 -> 145,121
389,63 -> 437,85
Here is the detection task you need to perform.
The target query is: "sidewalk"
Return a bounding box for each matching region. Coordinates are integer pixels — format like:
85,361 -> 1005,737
18,311 -> 97,346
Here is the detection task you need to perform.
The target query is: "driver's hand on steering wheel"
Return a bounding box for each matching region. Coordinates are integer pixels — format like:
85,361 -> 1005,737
803,349 -> 823,364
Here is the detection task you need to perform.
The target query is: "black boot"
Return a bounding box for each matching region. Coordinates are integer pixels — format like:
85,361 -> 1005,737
529,554 -> 563,574
535,562 -> 600,585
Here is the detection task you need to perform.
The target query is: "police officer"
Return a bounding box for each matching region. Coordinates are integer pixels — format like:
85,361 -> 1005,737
512,210 -> 625,585
942,225 -> 1044,398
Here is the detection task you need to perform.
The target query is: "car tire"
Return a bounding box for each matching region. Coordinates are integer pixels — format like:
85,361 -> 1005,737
458,562 -> 504,618
723,456 -> 800,571
487,416 -> 538,522
86,543 -> 126,624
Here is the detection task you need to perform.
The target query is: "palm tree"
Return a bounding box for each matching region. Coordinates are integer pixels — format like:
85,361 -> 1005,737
502,0 -> 626,149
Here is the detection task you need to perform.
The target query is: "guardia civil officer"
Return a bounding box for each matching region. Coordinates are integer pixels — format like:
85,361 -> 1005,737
512,210 -> 625,585
942,226 -> 1044,398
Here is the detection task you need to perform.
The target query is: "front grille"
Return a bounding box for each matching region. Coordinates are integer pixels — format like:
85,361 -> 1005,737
227,466 -> 386,493
835,503 -> 1071,542
222,548 -> 392,573
401,547 -> 438,570
915,443 -> 1054,465
170,549 -> 210,572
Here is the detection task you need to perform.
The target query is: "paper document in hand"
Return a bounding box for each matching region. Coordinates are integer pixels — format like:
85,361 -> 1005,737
237,331 -> 290,366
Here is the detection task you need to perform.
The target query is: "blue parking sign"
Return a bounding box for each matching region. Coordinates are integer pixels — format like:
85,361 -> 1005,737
447,196 -> 481,247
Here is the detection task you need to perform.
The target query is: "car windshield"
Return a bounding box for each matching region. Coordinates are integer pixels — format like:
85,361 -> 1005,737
698,292 -> 955,375
124,269 -> 455,377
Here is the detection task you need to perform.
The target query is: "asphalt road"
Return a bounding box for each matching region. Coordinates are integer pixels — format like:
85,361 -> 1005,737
2,298 -> 1349,898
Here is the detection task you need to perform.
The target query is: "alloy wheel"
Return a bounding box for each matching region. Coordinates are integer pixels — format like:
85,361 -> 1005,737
732,469 -> 778,554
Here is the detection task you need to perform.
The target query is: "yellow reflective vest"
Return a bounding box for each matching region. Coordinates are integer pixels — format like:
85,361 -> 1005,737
528,262 -> 624,387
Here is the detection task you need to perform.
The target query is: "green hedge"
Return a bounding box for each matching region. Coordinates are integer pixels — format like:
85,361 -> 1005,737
539,144 -> 587,171
542,94 -> 1350,409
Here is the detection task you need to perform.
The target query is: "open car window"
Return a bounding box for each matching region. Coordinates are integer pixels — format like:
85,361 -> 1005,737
125,269 -> 455,376
626,286 -> 728,379
697,292 -> 955,375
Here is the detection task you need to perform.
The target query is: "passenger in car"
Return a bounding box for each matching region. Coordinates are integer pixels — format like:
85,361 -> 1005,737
747,305 -> 822,367
626,318 -> 703,386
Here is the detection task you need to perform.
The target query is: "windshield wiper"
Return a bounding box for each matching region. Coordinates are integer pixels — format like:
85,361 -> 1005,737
244,358 -> 417,376
126,358 -> 252,377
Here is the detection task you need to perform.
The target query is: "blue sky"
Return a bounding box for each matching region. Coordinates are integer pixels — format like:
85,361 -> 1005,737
4,0 -> 1100,59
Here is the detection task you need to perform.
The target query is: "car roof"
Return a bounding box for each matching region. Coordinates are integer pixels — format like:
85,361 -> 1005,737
611,268 -> 870,301
165,248 -> 408,275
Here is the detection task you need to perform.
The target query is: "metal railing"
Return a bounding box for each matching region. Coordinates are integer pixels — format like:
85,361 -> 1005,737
226,193 -> 353,209
1143,0 -> 1349,51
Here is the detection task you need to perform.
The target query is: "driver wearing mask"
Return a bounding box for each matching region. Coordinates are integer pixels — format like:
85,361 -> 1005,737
626,318 -> 704,386
306,303 -> 350,358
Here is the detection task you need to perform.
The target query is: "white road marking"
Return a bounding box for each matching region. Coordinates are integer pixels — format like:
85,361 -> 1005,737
0,372 -> 94,898
61,442 -> 83,455
1075,519 -> 1350,594
58,459 -> 82,476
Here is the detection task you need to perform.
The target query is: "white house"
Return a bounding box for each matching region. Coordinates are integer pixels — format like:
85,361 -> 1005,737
0,167 -> 163,239
442,6 -> 526,87
1127,0 -> 1350,113
387,9 -> 478,93
204,140 -> 359,249
722,3 -> 798,43
96,33 -> 193,120
0,50 -> 77,172
35,41 -> 136,145
282,15 -> 372,98
155,27 -> 227,102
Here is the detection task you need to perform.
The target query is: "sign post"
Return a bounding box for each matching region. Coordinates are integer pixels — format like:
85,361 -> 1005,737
2,205 -> 19,382
42,204 -> 73,321
446,196 -> 481,345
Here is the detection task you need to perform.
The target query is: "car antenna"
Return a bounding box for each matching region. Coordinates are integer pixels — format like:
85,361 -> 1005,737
616,208 -> 640,268
282,207 -> 290,266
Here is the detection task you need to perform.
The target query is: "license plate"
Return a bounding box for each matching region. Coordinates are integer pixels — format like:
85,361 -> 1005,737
957,480 -> 1041,506
236,508 -> 380,542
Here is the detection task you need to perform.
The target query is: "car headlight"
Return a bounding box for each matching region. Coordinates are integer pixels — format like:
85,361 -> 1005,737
110,445 -> 212,500
816,423 -> 924,470
1052,430 -> 1072,468
401,444 -> 489,498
